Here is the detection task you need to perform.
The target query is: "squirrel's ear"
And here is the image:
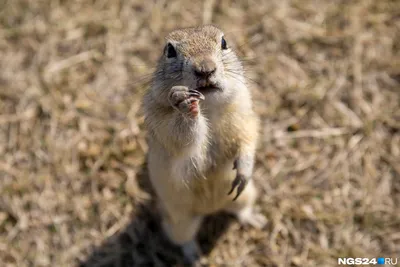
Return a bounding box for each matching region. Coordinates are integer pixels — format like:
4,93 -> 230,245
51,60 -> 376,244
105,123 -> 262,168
221,36 -> 228,50
165,43 -> 177,58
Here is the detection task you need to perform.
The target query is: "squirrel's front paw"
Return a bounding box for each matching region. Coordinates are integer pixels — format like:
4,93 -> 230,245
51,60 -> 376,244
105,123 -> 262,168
228,173 -> 248,201
168,86 -> 205,117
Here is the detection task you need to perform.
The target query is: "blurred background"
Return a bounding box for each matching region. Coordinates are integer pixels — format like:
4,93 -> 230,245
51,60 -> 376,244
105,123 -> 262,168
0,0 -> 399,266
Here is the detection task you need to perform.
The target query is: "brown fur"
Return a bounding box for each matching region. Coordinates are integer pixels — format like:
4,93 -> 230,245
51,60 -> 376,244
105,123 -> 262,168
142,25 -> 265,263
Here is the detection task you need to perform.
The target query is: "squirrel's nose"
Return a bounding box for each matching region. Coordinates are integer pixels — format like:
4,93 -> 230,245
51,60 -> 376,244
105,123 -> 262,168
193,59 -> 216,78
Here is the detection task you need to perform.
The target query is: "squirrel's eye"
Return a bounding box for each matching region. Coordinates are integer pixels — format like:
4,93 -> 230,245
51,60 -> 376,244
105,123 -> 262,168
221,37 -> 227,50
166,43 -> 177,58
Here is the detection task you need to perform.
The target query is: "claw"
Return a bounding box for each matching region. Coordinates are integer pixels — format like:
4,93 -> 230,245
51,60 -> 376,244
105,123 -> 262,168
227,174 -> 248,201
233,159 -> 238,170
189,89 -> 205,100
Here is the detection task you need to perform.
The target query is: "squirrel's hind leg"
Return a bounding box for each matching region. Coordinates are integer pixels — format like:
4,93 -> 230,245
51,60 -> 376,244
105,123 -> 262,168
161,212 -> 203,264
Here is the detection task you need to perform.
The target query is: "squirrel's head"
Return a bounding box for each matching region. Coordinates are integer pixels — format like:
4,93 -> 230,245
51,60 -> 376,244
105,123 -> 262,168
153,25 -> 246,104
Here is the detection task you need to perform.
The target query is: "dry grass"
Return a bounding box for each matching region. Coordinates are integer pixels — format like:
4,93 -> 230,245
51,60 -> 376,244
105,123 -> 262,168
1,0 -> 400,266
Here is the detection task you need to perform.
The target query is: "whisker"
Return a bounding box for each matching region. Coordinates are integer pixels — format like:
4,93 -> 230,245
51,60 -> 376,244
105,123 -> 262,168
225,70 -> 262,88
224,72 -> 248,87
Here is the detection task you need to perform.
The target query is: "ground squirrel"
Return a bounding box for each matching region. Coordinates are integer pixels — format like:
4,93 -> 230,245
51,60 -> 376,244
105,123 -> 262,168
143,25 -> 266,263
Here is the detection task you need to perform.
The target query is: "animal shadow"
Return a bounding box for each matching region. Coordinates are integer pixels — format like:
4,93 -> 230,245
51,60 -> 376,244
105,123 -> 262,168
79,159 -> 234,267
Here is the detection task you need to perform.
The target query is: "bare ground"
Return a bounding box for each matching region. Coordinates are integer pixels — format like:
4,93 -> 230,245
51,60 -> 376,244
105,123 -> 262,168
0,0 -> 399,266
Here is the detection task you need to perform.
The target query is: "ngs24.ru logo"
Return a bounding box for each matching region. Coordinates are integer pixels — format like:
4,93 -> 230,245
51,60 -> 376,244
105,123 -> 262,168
338,258 -> 398,265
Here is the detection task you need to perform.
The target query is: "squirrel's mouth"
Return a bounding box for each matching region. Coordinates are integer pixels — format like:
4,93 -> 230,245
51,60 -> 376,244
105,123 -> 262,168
196,81 -> 222,93
197,85 -> 221,93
